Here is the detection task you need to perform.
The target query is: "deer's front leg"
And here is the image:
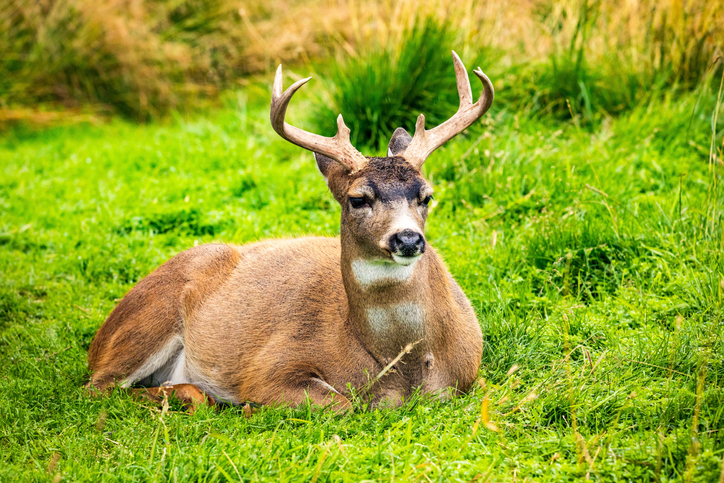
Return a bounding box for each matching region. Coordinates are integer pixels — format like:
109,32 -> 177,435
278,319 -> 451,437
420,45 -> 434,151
266,377 -> 352,412
132,384 -> 215,414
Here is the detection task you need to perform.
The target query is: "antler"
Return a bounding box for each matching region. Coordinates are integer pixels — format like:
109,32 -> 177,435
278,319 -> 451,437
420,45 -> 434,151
270,65 -> 368,173
403,51 -> 494,168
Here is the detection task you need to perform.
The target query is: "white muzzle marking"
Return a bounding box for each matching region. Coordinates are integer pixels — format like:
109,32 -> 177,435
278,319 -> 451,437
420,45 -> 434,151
392,253 -> 422,266
385,203 -> 421,238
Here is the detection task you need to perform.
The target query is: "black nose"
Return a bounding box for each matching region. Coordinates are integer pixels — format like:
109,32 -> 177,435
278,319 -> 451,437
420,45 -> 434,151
389,229 -> 426,257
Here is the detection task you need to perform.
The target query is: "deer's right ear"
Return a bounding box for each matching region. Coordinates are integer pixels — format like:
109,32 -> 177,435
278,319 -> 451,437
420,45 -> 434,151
387,127 -> 412,157
314,152 -> 336,180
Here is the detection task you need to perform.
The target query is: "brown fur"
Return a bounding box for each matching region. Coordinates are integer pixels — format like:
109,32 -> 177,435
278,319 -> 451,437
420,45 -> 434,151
88,153 -> 483,411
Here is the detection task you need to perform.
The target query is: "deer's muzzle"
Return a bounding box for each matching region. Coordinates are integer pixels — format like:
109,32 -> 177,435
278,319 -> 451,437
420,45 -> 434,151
389,229 -> 426,259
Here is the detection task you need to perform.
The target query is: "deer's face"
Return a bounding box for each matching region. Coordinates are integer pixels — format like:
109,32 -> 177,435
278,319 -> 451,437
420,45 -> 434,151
316,151 -> 433,266
271,52 -> 493,266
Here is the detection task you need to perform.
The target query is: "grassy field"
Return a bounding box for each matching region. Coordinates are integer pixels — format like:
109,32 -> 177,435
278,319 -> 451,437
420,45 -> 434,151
1,64 -> 724,482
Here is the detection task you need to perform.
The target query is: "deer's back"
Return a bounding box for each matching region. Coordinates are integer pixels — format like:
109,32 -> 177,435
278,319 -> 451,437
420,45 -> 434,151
185,236 -> 347,336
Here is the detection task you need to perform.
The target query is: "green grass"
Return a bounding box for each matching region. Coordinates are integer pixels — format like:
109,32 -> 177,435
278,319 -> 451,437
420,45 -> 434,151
1,75 -> 723,481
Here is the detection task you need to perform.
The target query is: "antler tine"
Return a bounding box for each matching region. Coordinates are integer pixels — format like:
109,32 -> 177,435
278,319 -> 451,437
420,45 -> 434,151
453,50 -> 473,107
403,51 -> 494,169
270,65 -> 367,173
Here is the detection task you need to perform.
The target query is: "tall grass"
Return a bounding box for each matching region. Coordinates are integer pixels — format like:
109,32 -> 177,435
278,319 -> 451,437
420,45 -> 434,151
1,0 -> 722,125
0,0 -> 366,123
515,0 -> 724,123
311,17 -> 462,150
307,0 -> 724,147
0,0 -> 248,120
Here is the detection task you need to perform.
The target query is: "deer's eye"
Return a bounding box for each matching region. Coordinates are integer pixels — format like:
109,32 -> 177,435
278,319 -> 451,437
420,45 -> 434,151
421,195 -> 433,206
349,196 -> 370,209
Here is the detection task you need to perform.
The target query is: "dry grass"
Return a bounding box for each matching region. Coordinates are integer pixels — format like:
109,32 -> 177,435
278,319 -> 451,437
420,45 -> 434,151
1,0 -> 722,123
330,0 -> 723,84
1,0 -> 246,120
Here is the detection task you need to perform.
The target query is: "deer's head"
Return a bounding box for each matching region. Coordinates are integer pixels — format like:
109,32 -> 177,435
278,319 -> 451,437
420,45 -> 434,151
270,51 -> 494,268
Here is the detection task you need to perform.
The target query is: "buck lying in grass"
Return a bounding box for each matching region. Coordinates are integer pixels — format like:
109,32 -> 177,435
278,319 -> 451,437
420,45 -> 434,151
86,51 -> 494,413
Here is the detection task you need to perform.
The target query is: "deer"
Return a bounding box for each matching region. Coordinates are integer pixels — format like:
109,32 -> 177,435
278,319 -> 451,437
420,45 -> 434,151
86,51 -> 494,413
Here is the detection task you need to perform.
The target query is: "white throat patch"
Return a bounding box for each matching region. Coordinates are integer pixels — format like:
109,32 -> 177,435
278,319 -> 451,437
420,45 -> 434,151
366,303 -> 425,335
352,258 -> 419,288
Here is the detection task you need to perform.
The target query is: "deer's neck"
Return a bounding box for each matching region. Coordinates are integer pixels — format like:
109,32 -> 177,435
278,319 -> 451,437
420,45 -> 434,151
340,242 -> 435,360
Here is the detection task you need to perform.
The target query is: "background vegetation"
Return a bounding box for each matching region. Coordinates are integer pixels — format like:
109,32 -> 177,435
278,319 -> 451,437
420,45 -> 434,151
2,0 -> 723,124
1,0 -> 724,481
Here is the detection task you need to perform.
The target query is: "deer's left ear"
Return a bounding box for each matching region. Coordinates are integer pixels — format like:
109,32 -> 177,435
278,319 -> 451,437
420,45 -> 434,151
387,127 -> 412,156
314,152 -> 336,179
